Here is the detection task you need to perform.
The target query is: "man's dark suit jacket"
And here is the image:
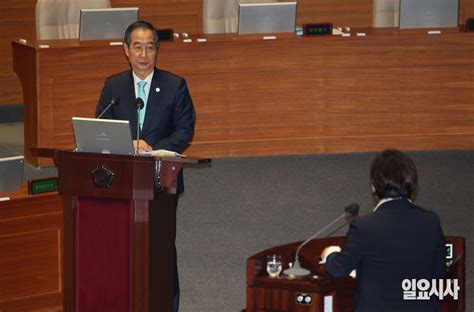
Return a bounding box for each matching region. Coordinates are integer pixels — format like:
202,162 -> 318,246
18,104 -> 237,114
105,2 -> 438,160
96,68 -> 196,194
325,198 -> 446,312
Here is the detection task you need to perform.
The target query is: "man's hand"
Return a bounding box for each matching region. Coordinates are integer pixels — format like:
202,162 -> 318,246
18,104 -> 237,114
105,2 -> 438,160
133,140 -> 152,153
320,245 -> 342,263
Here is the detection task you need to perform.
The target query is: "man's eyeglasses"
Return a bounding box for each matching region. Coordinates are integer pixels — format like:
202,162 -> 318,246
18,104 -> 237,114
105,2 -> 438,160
130,45 -> 157,54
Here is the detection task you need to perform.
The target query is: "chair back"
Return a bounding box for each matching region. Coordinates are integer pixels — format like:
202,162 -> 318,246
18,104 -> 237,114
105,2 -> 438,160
373,0 -> 400,27
36,0 -> 111,39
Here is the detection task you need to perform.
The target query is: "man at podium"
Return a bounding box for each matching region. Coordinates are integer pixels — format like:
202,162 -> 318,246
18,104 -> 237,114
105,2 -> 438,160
321,149 -> 446,312
95,20 -> 196,312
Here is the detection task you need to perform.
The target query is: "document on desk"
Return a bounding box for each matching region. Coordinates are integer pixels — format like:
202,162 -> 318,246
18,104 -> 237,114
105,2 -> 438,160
140,149 -> 182,158
324,295 -> 333,312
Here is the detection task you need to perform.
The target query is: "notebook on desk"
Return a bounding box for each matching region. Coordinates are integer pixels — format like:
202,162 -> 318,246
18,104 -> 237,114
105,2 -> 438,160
0,156 -> 24,194
72,117 -> 135,155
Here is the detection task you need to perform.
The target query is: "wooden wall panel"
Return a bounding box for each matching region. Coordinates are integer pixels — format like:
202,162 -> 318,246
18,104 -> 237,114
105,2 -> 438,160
0,193 -> 63,312
295,0 -> 373,28
0,0 -> 36,105
0,230 -> 60,298
12,30 -> 474,166
112,0 -> 203,34
0,0 -> 202,106
460,0 -> 474,23
170,33 -> 473,158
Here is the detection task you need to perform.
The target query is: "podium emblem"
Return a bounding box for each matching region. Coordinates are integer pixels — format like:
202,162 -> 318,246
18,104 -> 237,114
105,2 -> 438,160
90,164 -> 115,189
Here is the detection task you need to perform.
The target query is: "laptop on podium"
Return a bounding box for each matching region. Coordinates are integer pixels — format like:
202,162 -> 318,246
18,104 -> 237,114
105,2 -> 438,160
72,117 -> 135,155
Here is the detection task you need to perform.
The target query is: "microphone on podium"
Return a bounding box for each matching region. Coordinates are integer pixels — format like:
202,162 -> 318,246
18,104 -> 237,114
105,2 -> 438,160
134,98 -> 144,154
283,203 -> 360,277
97,96 -> 120,119
135,97 -> 144,110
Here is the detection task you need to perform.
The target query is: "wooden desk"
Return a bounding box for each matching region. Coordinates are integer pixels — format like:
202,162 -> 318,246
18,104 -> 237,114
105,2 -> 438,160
0,188 -> 63,312
3,0 -> 474,106
247,236 -> 465,312
12,29 -> 474,166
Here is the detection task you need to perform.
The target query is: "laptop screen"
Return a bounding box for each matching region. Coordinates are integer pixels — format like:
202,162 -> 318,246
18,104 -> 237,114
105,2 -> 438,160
72,117 -> 135,155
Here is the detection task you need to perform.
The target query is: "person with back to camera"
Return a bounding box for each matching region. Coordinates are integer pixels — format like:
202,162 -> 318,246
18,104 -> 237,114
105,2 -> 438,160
321,148 -> 446,312
95,20 -> 196,312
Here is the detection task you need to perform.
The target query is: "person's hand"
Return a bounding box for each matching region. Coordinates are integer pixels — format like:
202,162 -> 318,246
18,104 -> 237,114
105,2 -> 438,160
133,140 -> 152,153
320,245 -> 341,263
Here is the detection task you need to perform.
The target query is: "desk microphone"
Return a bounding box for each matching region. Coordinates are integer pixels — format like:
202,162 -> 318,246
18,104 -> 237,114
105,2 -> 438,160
283,203 -> 360,277
97,96 -> 119,119
134,98 -> 144,154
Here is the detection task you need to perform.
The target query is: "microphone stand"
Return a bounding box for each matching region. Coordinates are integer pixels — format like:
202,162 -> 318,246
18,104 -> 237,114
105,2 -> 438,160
134,98 -> 144,155
97,97 -> 119,119
283,203 -> 359,277
136,109 -> 141,155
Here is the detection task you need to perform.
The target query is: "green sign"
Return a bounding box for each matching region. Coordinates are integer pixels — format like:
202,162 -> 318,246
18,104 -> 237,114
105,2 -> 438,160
29,178 -> 58,194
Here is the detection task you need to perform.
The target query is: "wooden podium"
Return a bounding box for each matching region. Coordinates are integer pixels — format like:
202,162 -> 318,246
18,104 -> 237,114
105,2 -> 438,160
37,149 -> 210,312
246,236 -> 465,312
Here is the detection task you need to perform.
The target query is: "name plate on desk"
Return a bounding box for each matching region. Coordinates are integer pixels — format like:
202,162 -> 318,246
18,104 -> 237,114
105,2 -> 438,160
28,177 -> 58,195
304,23 -> 333,36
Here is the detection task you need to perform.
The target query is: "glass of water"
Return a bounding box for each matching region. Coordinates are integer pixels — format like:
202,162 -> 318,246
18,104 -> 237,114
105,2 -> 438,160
266,254 -> 282,278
